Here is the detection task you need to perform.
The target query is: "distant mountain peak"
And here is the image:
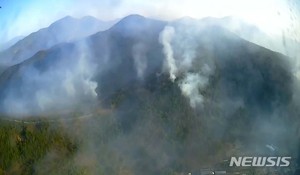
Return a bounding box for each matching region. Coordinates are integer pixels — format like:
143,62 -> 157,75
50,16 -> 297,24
60,15 -> 74,20
81,15 -> 100,21
123,14 -> 146,20
110,14 -> 162,35
0,15 -> 117,66
113,14 -> 146,27
51,15 -> 76,24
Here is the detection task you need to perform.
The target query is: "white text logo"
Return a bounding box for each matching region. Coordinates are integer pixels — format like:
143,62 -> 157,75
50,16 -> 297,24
229,157 -> 291,167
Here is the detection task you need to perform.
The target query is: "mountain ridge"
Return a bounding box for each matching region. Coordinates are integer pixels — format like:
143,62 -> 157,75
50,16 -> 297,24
0,14 -> 292,116
0,15 -> 117,66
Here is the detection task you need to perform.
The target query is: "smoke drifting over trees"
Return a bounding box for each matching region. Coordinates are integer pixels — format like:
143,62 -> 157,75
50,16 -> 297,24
0,13 -> 299,174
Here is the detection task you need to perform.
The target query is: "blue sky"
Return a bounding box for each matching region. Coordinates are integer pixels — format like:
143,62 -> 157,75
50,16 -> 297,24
0,0 -> 74,42
0,0 -> 299,45
0,0 -> 116,42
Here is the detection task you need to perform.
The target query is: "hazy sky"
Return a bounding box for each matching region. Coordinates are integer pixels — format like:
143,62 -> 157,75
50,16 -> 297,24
0,0 -> 299,44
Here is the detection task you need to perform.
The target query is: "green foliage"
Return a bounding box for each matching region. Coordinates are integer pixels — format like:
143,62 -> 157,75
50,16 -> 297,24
0,120 -> 79,175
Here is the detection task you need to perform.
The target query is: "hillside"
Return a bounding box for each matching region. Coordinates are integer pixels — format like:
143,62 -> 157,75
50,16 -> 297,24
0,15 -> 298,174
0,16 -> 117,66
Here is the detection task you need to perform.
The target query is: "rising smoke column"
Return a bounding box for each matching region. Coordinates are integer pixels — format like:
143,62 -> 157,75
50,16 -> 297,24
159,24 -> 214,108
159,26 -> 177,82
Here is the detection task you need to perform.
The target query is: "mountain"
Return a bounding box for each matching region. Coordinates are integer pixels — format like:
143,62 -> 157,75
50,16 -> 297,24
0,16 -> 117,66
0,35 -> 25,52
0,15 -> 298,174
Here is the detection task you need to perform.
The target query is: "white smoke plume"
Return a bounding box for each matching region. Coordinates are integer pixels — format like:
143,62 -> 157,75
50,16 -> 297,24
2,41 -> 98,117
160,23 -> 215,108
132,42 -> 148,80
179,73 -> 207,108
179,64 -> 212,108
159,26 -> 177,82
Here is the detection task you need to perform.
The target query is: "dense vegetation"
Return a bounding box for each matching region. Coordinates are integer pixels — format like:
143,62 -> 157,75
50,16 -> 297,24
0,120 -> 82,175
0,15 -> 297,175
0,74 -> 296,175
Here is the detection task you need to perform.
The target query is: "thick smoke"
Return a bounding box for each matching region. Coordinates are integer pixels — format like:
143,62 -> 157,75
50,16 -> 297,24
160,24 -> 214,107
157,18 -> 300,173
159,26 -> 177,81
1,41 -> 98,117
179,72 -> 208,108
0,12 -> 300,174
